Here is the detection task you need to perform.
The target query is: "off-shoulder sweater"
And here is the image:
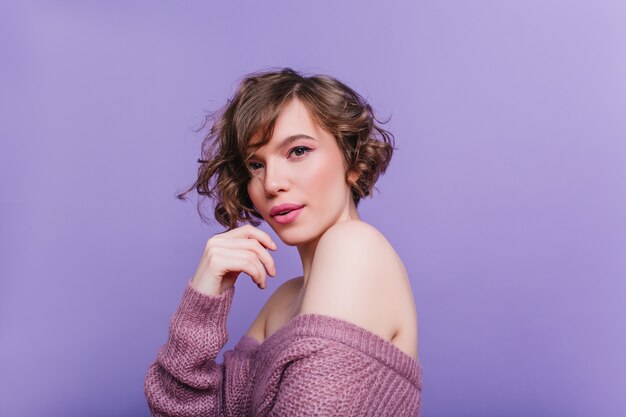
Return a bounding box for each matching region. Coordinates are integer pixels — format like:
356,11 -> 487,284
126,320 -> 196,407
144,283 -> 423,417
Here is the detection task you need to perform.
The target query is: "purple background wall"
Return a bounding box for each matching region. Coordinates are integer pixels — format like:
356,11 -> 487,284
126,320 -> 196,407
2,1 -> 625,416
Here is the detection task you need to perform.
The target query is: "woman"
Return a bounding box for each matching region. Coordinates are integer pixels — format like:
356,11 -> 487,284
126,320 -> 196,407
144,67 -> 423,416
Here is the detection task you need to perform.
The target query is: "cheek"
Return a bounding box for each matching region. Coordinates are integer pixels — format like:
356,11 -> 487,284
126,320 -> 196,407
247,180 -> 262,207
304,153 -> 345,194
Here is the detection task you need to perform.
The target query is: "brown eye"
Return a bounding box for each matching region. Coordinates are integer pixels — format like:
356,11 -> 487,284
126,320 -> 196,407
248,162 -> 263,171
289,146 -> 312,158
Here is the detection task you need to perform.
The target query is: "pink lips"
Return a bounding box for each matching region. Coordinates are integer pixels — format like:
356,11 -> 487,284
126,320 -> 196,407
270,203 -> 304,217
271,206 -> 304,225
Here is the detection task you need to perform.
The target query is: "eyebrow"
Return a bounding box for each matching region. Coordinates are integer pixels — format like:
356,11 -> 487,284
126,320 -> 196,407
247,134 -> 317,158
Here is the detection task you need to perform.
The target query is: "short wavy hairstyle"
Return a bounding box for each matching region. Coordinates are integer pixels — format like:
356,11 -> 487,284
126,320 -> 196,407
176,67 -> 395,230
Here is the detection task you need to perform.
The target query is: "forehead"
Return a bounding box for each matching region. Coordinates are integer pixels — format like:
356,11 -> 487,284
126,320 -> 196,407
246,99 -> 328,153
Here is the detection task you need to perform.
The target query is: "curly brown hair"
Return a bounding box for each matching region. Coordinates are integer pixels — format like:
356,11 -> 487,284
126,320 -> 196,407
176,67 -> 395,230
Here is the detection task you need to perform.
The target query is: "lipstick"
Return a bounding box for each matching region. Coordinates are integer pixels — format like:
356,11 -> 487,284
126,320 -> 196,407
272,206 -> 304,225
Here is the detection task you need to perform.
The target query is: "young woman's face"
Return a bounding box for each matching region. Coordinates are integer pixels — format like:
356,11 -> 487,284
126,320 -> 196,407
246,98 -> 358,246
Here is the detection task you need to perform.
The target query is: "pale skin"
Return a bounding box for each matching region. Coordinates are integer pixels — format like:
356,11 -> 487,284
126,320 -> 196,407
190,98 -> 360,296
190,98 -> 418,360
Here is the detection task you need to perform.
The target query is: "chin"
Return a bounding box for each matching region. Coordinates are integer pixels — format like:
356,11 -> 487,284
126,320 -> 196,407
273,227 -> 318,247
274,232 -> 304,247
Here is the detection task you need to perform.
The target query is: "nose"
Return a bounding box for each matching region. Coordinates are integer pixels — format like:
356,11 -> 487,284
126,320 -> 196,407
262,160 -> 289,196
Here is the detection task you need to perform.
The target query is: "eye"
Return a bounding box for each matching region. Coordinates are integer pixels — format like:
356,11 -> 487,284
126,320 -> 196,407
247,146 -> 312,173
289,146 -> 312,158
248,161 -> 263,172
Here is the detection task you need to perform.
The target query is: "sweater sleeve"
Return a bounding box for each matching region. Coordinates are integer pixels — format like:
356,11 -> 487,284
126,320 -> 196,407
144,283 -> 254,417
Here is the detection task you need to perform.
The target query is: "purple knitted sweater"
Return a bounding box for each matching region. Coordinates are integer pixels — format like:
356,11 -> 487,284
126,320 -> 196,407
144,283 -> 423,416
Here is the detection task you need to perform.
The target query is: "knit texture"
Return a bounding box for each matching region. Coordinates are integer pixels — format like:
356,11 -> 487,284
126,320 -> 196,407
144,283 -> 423,416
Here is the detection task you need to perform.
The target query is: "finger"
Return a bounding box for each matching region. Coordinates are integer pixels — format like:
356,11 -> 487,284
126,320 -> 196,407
212,238 -> 276,277
230,224 -> 278,251
220,249 -> 267,289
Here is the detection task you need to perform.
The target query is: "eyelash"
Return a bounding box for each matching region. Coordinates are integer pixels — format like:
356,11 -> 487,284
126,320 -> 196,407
248,146 -> 313,171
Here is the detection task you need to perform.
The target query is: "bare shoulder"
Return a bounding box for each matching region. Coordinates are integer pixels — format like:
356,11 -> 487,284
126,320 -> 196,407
244,276 -> 303,343
312,220 -> 398,267
300,220 -> 415,346
317,219 -> 387,246
306,219 -> 403,284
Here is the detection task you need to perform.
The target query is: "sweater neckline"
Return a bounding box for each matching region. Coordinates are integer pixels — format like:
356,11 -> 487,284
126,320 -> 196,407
238,312 -> 423,389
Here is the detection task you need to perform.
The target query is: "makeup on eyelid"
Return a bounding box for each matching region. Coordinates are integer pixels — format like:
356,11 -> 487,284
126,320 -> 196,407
248,146 -> 314,172
247,134 -> 317,158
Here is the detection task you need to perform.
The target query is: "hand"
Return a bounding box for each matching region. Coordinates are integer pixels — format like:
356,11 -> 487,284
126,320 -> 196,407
190,224 -> 278,295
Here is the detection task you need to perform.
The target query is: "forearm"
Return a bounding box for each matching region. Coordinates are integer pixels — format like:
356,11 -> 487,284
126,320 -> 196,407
144,284 -> 235,416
